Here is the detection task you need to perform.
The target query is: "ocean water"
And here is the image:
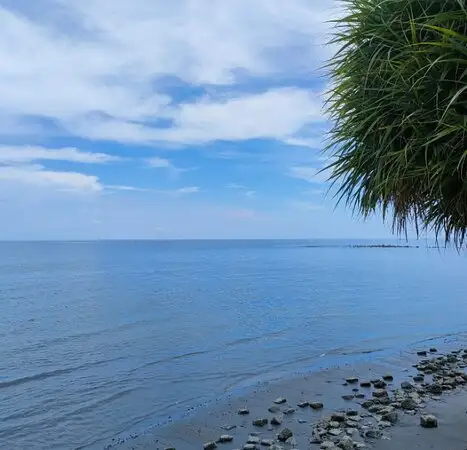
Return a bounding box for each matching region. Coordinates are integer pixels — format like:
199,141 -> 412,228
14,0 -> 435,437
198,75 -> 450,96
0,239 -> 466,449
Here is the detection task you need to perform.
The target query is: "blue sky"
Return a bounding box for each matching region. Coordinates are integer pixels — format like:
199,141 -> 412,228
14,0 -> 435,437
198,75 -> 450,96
0,0 -> 397,240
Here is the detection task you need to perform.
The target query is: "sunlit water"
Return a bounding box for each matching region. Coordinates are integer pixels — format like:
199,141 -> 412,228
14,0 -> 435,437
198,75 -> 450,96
0,240 -> 466,449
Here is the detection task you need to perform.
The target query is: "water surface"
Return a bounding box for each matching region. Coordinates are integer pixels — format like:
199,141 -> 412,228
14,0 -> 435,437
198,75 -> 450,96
0,240 -> 465,449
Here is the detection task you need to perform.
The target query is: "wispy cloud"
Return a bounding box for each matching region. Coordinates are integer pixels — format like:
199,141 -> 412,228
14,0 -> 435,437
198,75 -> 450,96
0,146 -> 120,164
0,164 -> 102,192
289,166 -> 331,184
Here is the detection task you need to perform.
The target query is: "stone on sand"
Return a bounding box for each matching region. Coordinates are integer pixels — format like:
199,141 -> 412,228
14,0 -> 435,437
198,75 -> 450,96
420,415 -> 438,428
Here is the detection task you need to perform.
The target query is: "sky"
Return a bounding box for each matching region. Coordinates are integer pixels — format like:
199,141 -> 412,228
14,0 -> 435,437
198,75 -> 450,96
0,0 -> 397,240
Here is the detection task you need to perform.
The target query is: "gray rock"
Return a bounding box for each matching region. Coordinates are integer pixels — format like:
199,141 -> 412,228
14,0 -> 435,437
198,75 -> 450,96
373,380 -> 387,389
381,411 -> 398,424
297,401 -> 309,408
277,428 -> 293,442
361,400 -> 374,409
271,416 -> 283,426
268,406 -> 281,414
372,389 -> 388,398
430,348 -> 438,353
401,382 -> 414,391
218,435 -> 233,443
274,397 -> 287,405
364,429 -> 383,439
346,377 -> 359,384
238,408 -> 250,415
204,442 -> 218,450
355,393 -> 365,399
331,412 -> 346,422
283,408 -> 295,415
220,425 -> 236,431
346,409 -> 359,417
243,445 -> 256,450
247,436 -> 261,444
427,384 -> 443,395
342,395 -> 354,401
260,439 -> 274,447
417,351 -> 427,356
329,421 -> 341,429
310,402 -> 324,410
382,374 -> 394,381
328,428 -> 343,436
413,375 -> 424,383
420,415 -> 438,428
401,398 -> 418,410
360,381 -> 371,388
320,442 -> 337,449
252,418 -> 268,427
337,436 -> 355,450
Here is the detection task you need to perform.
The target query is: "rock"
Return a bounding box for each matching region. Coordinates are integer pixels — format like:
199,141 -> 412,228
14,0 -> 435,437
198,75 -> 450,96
364,429 -> 383,439
413,375 -> 424,383
346,410 -> 359,417
430,348 -> 438,353
297,401 -> 309,408
337,436 -> 354,450
342,395 -> 354,401
238,408 -> 250,415
331,412 -> 346,422
328,429 -> 342,436
204,442 -> 218,450
320,442 -> 337,449
277,428 -> 293,442
372,389 -> 388,398
420,415 -> 438,428
360,381 -> 371,388
427,384 -> 443,395
283,408 -> 295,415
361,400 -> 374,409
346,377 -> 359,384
401,398 -> 418,410
274,397 -> 287,404
260,439 -> 274,447
270,416 -> 282,426
247,436 -> 261,444
373,380 -> 387,389
310,402 -> 324,410
329,421 -> 341,428
243,445 -> 256,450
218,435 -> 233,443
378,420 -> 392,428
268,406 -> 280,414
382,374 -> 393,381
220,425 -> 236,431
401,381 -> 414,391
355,393 -> 365,399
417,351 -> 427,356
252,418 -> 268,427
381,411 -> 398,424
164,448 -> 176,450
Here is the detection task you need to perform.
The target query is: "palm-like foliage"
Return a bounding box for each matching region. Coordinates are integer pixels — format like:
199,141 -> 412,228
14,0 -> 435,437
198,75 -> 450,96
326,0 -> 467,245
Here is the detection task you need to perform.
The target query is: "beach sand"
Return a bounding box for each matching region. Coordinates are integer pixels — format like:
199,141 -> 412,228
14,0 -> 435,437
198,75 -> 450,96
117,342 -> 467,450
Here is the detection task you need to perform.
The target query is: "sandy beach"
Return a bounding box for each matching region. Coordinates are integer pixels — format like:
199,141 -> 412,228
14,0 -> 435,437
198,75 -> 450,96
115,337 -> 467,450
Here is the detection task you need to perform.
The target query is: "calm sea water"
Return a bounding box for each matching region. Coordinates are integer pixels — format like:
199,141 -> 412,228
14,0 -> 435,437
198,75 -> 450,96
1,240 -> 466,449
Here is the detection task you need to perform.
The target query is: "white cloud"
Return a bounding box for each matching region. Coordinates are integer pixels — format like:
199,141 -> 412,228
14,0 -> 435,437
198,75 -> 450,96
155,88 -> 324,144
0,145 -> 119,164
0,0 -> 339,144
289,166 -> 331,184
0,164 -> 102,192
146,157 -> 171,168
174,186 -> 200,195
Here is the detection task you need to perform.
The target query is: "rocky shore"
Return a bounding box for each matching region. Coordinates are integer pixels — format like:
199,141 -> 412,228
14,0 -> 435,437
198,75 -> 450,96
118,343 -> 467,450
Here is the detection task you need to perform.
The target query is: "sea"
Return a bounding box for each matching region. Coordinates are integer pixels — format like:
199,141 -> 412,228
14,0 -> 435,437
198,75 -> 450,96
0,239 -> 466,449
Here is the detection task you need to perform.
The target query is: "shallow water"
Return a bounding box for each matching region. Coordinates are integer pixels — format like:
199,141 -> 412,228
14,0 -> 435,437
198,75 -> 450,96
0,240 -> 466,449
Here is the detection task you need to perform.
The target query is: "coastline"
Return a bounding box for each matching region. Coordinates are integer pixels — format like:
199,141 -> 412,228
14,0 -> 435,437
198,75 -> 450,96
114,335 -> 467,450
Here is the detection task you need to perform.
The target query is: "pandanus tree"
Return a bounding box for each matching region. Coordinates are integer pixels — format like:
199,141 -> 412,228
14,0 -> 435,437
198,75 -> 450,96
326,0 -> 467,245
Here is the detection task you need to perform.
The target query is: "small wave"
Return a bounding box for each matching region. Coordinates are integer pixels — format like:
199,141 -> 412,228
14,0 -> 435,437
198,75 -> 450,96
0,357 -> 126,390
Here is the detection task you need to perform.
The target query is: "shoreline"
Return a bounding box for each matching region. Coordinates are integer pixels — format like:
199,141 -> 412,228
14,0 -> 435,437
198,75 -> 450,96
113,335 -> 467,450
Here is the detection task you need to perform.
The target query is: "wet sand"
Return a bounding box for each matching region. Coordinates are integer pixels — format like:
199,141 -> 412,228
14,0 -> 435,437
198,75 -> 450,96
117,340 -> 467,450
